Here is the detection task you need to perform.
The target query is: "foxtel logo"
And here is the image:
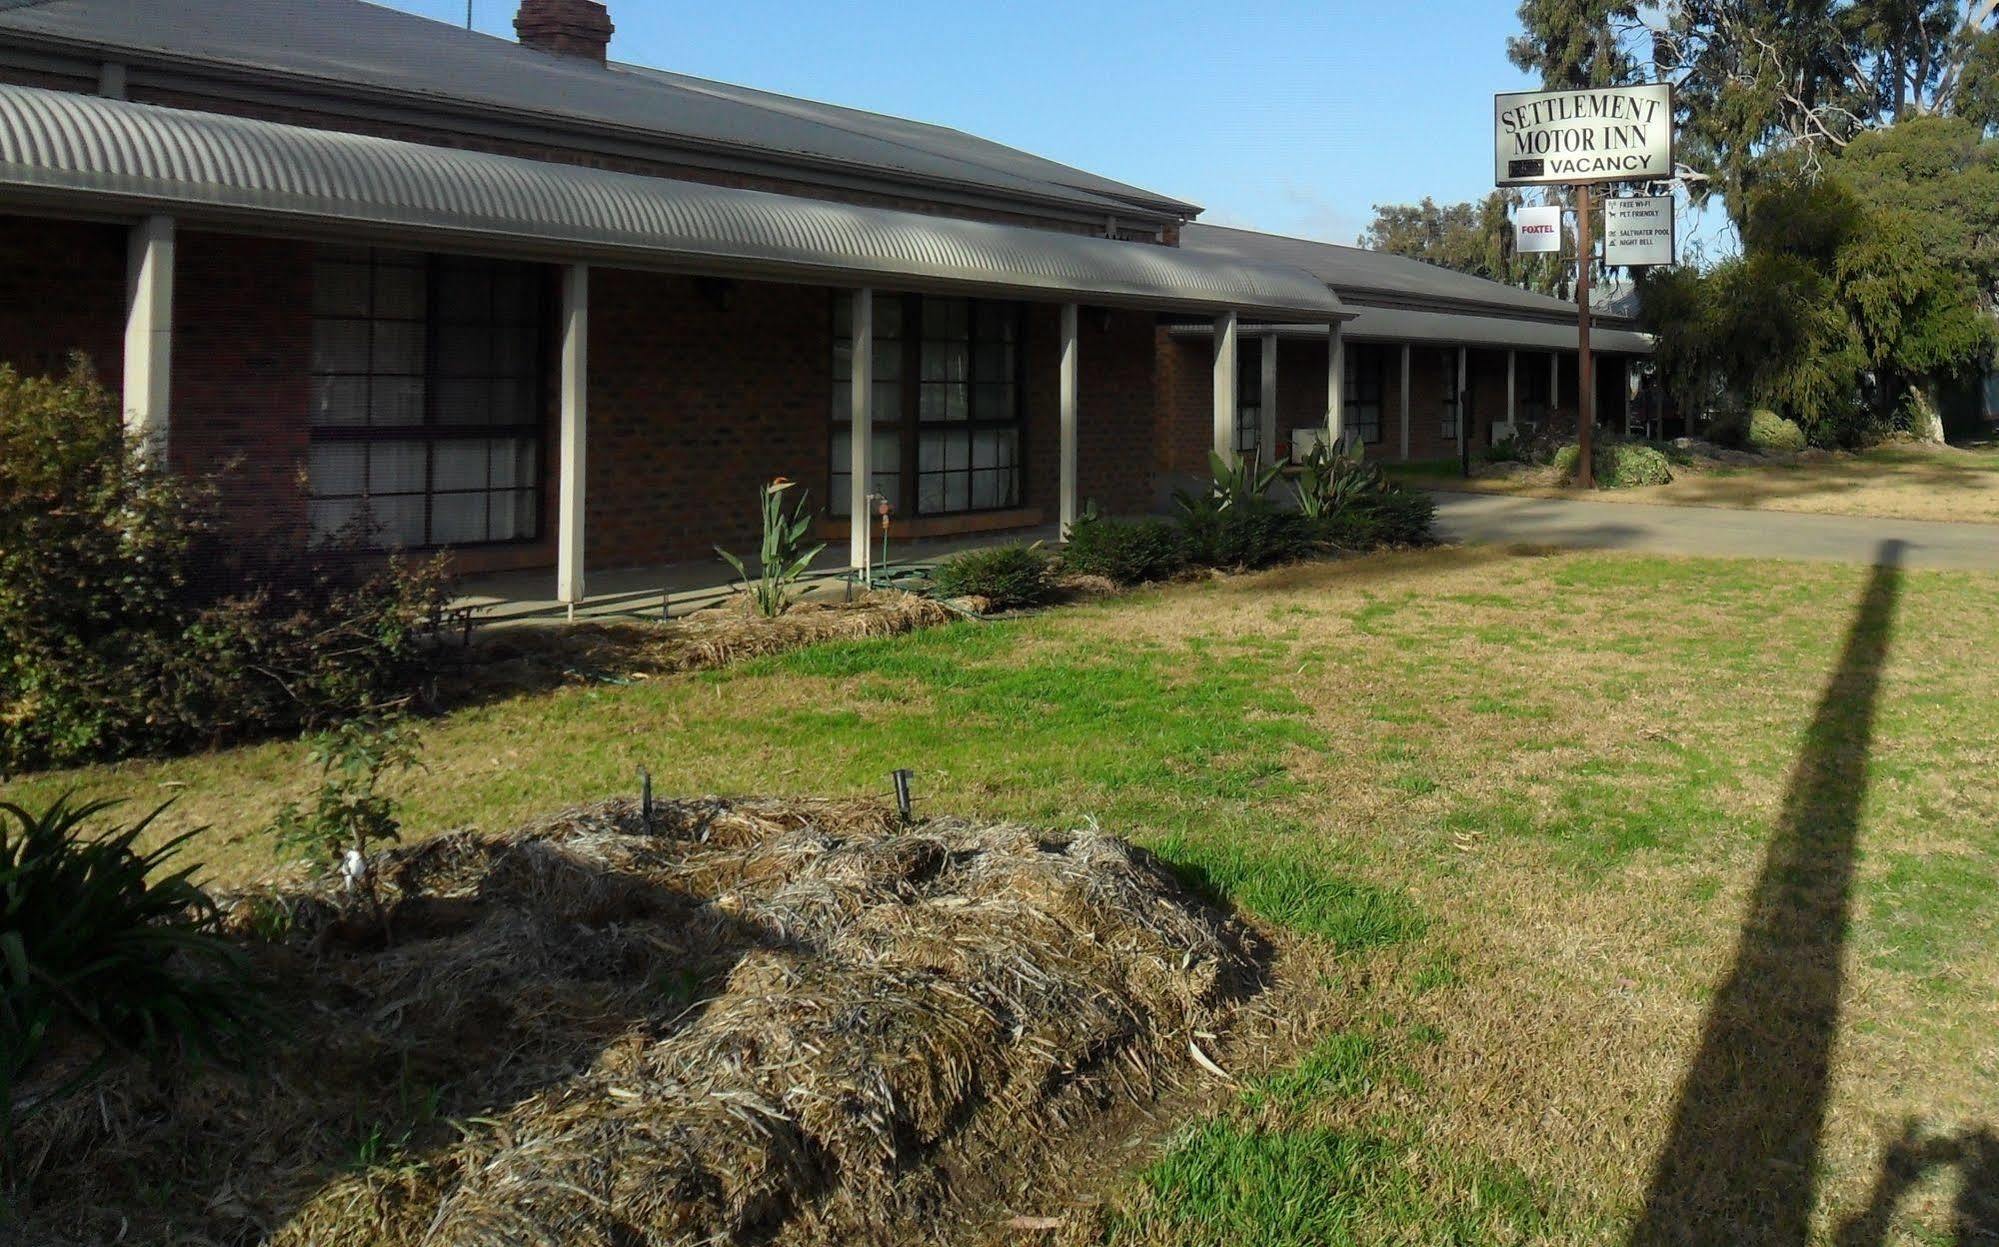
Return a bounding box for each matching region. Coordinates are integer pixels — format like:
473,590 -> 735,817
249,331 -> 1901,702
1521,224 -> 1558,234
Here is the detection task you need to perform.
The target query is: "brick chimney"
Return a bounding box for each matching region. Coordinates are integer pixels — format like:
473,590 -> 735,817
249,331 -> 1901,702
515,0 -> 614,64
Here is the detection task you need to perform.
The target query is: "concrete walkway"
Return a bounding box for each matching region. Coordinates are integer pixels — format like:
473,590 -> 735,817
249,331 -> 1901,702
1429,491 -> 1999,572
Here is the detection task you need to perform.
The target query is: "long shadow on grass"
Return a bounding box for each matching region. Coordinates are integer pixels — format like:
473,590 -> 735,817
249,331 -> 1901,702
1628,540 -> 1904,1247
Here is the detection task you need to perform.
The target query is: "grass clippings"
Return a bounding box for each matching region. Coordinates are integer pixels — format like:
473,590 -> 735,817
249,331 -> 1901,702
15,797 -> 1264,1247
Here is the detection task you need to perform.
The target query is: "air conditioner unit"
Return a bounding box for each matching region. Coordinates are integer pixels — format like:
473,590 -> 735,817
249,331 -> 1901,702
1291,427 -> 1330,462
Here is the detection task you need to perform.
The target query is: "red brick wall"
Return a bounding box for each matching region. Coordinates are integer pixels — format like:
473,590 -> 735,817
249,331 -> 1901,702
0,215 -> 125,385
1075,308 -> 1160,516
1153,332 -> 1212,477
582,270 -> 829,570
168,231 -> 315,538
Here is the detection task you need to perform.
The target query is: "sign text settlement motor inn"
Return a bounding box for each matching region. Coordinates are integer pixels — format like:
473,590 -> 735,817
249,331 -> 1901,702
1494,84 -> 1673,186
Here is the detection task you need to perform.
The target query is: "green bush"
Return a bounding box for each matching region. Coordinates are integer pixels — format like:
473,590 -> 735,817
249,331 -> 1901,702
0,796 -> 261,1175
929,541 -> 1055,609
1482,435 -> 1529,464
1554,439 -> 1676,489
1059,513 -> 1187,585
1315,486 -> 1436,549
1358,486 -> 1437,545
1174,452 -> 1312,570
1181,507 -> 1314,570
1703,410 -> 1749,448
0,360 -> 451,771
1747,408 -> 1808,453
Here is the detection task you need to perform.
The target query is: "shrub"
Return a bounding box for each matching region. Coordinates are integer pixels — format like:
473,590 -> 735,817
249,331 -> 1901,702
1173,452 -> 1312,570
1060,513 -> 1186,585
0,360 -> 450,771
1290,442 -> 1383,519
1358,486 -> 1437,545
1315,485 -> 1436,549
0,796 -> 260,1180
1703,410 -> 1749,448
1482,435 -> 1529,464
716,478 -> 824,617
270,717 -> 422,927
1181,507 -> 1314,570
1554,439 -> 1675,489
1747,408 -> 1809,453
929,542 -> 1055,609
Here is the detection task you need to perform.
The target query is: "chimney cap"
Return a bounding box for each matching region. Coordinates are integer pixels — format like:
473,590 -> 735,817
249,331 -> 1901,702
515,0 -> 614,65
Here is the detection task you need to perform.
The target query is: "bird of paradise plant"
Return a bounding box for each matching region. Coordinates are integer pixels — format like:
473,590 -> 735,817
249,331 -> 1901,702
717,478 -> 825,617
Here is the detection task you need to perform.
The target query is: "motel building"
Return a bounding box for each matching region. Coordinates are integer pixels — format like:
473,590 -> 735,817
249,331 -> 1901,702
0,0 -> 1653,616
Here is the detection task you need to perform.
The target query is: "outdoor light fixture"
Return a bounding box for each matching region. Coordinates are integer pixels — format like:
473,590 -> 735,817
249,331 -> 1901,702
891,768 -> 915,826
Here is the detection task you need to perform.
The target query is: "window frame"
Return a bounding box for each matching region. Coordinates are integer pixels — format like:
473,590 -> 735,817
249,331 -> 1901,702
1344,343 -> 1385,444
830,292 -> 1029,519
1234,335 -> 1263,456
307,248 -> 549,551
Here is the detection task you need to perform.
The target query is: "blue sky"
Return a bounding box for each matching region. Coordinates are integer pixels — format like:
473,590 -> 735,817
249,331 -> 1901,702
380,0 -> 1551,244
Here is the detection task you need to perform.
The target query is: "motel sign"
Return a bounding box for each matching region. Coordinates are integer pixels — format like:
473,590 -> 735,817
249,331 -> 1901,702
1493,84 -> 1673,187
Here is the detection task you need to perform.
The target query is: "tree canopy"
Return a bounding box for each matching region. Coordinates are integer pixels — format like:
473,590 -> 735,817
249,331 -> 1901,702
1637,116 -> 1997,439
1358,192 -> 1571,297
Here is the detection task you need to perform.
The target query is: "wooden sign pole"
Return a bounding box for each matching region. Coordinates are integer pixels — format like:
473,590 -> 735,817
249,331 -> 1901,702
1575,181 -> 1595,489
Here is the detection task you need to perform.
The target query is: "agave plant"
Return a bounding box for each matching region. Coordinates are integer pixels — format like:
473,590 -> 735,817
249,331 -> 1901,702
1172,450 -> 1283,519
1291,439 -> 1384,520
717,478 -> 826,618
0,796 -> 260,1188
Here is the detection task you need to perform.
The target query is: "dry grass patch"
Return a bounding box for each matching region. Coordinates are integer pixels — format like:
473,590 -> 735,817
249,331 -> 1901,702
1399,441 -> 1999,524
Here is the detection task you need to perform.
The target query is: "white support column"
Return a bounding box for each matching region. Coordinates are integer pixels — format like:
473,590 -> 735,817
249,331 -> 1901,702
1398,343 -> 1412,461
1212,311 -> 1238,462
556,264 -> 589,618
1326,323 -> 1345,449
123,214 -> 175,459
1507,349 -> 1517,430
1059,302 -> 1079,535
1624,356 -> 1635,434
848,288 -> 874,570
1258,330 -> 1278,465
1457,346 -> 1469,453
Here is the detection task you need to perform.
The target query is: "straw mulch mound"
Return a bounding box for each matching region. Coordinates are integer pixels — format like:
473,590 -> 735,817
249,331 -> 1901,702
17,798 -> 1263,1247
441,590 -> 952,702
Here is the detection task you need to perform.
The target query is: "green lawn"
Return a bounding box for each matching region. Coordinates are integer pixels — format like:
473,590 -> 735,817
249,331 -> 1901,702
11,546 -> 1999,1244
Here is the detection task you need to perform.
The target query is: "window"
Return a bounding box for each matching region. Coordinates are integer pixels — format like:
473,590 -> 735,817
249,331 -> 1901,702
1235,336 -> 1263,456
307,247 -> 544,548
1345,345 -> 1384,443
831,294 -> 1024,517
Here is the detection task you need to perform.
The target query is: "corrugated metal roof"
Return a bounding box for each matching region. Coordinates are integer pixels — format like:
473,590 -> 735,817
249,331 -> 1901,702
0,85 -> 1342,319
1181,223 -> 1639,326
1172,308 -> 1653,354
0,0 -> 1198,220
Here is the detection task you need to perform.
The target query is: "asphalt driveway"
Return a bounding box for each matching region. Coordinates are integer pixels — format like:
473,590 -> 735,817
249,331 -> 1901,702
1429,491 -> 1999,572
